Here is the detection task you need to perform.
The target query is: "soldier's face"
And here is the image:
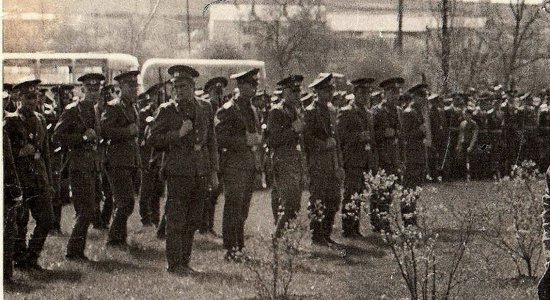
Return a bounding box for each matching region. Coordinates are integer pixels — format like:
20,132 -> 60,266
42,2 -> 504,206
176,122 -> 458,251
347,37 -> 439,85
83,82 -> 101,102
238,81 -> 258,99
120,79 -> 139,100
174,78 -> 195,101
283,86 -> 301,103
354,86 -> 370,106
20,92 -> 38,111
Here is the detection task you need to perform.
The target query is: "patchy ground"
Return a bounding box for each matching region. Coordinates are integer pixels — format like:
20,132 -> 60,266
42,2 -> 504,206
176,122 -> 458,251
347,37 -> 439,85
4,180 -> 542,299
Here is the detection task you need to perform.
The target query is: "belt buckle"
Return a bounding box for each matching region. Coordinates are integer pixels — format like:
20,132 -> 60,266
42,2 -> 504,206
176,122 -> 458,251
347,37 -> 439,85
194,144 -> 202,151
34,152 -> 41,160
296,144 -> 301,152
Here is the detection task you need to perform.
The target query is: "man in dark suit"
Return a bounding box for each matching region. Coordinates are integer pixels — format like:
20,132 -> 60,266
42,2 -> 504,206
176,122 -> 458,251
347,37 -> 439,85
304,73 -> 344,246
337,77 -> 377,238
266,74 -> 305,237
5,78 -> 54,270
100,70 -> 141,248
215,68 -> 262,262
148,65 -> 218,274
53,73 -> 105,260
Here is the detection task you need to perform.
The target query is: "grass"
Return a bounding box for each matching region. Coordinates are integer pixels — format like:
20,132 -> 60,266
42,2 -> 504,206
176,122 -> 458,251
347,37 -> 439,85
4,180 -> 542,299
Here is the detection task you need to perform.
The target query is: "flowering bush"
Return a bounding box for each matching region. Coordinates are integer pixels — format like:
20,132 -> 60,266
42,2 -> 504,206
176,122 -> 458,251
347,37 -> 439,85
360,170 -> 476,299
480,160 -> 546,278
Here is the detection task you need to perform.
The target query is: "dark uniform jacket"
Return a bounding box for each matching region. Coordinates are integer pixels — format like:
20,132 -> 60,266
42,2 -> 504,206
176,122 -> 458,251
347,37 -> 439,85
266,100 -> 302,152
3,131 -> 22,205
401,104 -> 426,165
138,104 -> 163,169
52,101 -> 99,171
303,101 -> 342,176
148,98 -> 218,177
337,102 -> 376,170
215,98 -> 261,171
429,106 -> 446,149
100,98 -> 141,168
4,109 -> 52,191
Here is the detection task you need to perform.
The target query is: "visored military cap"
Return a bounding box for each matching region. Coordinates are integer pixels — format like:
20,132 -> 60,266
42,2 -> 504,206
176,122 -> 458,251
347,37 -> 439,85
379,77 -> 405,90
277,74 -> 304,89
114,70 -> 140,83
78,73 -> 105,84
371,90 -> 382,98
300,92 -> 314,102
427,93 -> 440,102
168,65 -> 199,82
204,76 -> 228,91
350,77 -> 376,88
3,83 -> 13,92
407,83 -> 429,96
230,68 -> 260,84
308,73 -> 334,89
13,77 -> 41,95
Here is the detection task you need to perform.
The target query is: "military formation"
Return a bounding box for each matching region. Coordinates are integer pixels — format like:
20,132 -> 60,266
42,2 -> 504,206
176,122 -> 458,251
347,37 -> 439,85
3,66 -> 550,281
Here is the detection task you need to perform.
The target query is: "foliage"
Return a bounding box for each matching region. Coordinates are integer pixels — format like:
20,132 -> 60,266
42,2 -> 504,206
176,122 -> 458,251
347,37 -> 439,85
361,170 -> 477,300
245,215 -> 311,300
480,160 -> 545,278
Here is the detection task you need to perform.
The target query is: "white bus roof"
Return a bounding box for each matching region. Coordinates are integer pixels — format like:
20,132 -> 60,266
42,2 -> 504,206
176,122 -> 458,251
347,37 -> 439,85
3,52 -> 139,69
141,58 -> 265,70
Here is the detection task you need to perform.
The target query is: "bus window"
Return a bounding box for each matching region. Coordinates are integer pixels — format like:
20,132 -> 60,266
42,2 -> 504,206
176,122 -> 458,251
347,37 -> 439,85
3,59 -> 35,83
39,59 -> 72,85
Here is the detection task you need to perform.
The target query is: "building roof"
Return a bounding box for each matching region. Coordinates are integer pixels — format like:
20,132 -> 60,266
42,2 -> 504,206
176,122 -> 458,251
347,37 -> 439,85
208,4 -> 326,22
327,13 -> 487,33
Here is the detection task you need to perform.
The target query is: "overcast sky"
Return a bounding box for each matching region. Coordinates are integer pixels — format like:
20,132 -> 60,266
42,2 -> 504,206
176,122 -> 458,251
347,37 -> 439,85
462,0 -> 542,3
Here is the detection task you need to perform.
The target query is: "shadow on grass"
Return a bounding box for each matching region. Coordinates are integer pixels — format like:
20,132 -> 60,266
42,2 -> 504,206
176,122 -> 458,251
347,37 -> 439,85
27,269 -> 83,283
87,259 -> 150,273
343,243 -> 386,258
194,239 -> 223,251
127,245 -> 165,262
4,280 -> 44,293
362,234 -> 391,249
193,269 -> 246,285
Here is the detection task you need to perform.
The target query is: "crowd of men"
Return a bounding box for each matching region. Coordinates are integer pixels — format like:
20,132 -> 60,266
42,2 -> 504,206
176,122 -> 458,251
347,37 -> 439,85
3,65 -> 550,281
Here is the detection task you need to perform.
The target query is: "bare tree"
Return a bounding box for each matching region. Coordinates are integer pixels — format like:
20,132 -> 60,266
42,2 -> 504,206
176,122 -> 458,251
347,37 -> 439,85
395,0 -> 405,54
486,0 -> 546,89
244,0 -> 332,78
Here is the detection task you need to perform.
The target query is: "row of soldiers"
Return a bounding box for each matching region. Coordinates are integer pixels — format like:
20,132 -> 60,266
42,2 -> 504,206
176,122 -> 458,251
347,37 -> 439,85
3,65 -> 550,280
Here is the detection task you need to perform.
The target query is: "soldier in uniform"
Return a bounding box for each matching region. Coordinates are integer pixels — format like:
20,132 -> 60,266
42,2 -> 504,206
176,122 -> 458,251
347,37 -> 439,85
5,78 -> 54,270
4,83 -> 17,113
53,73 -> 105,260
401,84 -> 432,226
373,77 -> 404,176
199,76 -> 227,236
304,73 -> 345,246
337,78 -> 377,238
266,74 -> 305,237
3,131 -> 23,282
486,95 -> 505,178
427,94 -> 446,181
100,70 -> 141,248
148,65 -> 218,274
138,83 -> 165,227
215,68 -> 262,261
456,105 -> 479,181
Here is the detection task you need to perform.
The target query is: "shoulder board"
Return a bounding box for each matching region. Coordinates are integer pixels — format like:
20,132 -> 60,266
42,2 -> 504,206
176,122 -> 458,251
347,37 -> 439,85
158,101 -> 175,109
404,106 -> 413,113
340,104 -> 352,111
222,99 -> 234,110
3,111 -> 18,119
44,103 -> 55,111
305,101 -> 316,111
65,101 -> 78,110
107,98 -> 120,106
500,102 -> 507,108
270,100 -> 284,111
140,104 -> 152,113
487,108 -> 494,114
145,116 -> 155,123
327,102 -> 337,112
540,104 -> 548,112
517,106 -> 524,111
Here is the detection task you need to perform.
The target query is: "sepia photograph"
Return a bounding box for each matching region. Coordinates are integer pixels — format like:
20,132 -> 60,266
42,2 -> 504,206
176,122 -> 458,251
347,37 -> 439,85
2,0 -> 550,298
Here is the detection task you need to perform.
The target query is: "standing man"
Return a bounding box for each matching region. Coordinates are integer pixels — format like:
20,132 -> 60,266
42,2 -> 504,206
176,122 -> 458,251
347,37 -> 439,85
427,94 -> 446,181
53,73 -> 105,260
304,73 -> 345,246
266,74 -> 305,237
5,78 -> 54,270
138,83 -> 164,227
337,78 -> 377,238
101,70 -> 141,248
215,68 -> 262,261
199,76 -> 228,236
148,65 -> 218,274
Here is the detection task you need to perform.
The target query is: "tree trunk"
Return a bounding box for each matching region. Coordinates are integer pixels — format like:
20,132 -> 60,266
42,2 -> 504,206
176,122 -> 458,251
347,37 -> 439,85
441,0 -> 450,95
395,0 -> 404,54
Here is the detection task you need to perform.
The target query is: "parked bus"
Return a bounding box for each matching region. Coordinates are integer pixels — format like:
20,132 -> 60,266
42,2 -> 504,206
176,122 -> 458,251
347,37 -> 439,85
140,58 -> 267,94
2,52 -> 139,87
